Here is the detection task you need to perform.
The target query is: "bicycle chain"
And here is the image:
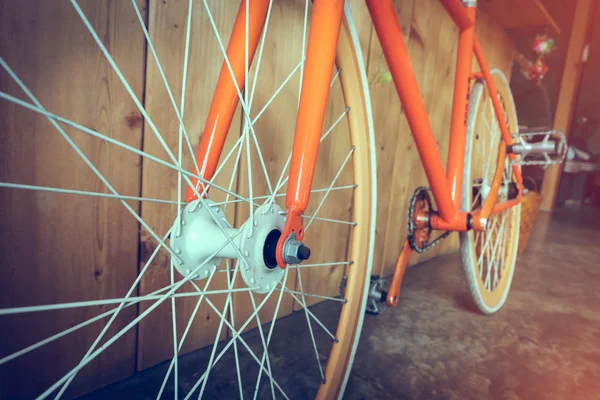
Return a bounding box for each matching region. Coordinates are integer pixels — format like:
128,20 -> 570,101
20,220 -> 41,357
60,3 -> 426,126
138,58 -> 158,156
407,187 -> 451,254
511,130 -> 568,167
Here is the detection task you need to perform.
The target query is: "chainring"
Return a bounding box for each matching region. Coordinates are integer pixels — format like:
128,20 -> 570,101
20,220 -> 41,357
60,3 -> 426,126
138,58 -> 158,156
407,186 -> 451,253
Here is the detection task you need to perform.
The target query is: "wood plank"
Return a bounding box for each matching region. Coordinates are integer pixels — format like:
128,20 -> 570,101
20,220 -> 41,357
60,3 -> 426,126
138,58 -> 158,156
0,1 -> 145,397
479,0 -> 560,37
540,0 -> 597,211
137,0 -> 240,370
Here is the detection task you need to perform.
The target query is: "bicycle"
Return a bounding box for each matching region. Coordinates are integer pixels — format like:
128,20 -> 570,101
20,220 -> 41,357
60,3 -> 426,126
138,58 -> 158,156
0,0 -> 564,399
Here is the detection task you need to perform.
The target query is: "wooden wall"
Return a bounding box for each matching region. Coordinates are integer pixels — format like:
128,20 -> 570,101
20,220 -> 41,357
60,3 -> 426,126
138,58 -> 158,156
0,0 -> 515,397
0,1 -> 146,398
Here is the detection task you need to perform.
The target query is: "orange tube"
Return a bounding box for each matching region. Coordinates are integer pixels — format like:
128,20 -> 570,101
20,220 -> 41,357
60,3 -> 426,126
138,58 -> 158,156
186,0 -> 270,202
430,212 -> 470,231
471,196 -> 521,223
366,0 -> 456,222
386,241 -> 412,307
440,0 -> 475,31
471,142 -> 507,231
276,0 -> 345,267
446,7 -> 476,206
473,38 -> 514,147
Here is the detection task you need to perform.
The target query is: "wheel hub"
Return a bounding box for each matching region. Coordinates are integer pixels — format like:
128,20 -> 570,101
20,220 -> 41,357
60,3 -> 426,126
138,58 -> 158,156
170,200 -> 289,293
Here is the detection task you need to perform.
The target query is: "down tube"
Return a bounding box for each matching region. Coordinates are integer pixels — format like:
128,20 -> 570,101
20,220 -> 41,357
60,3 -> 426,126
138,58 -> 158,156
366,0 -> 456,222
186,0 -> 270,202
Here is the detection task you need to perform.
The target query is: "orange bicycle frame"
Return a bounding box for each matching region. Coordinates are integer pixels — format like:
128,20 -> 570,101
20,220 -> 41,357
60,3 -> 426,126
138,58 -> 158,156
366,0 -> 523,306
186,0 -> 522,272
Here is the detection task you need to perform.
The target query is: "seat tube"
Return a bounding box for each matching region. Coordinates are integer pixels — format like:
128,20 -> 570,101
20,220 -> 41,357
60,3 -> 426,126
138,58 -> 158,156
366,0 -> 456,221
186,0 -> 270,202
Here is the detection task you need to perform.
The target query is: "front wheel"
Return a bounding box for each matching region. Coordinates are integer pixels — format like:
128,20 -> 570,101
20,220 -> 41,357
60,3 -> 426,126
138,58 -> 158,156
0,2 -> 375,399
459,69 -> 521,314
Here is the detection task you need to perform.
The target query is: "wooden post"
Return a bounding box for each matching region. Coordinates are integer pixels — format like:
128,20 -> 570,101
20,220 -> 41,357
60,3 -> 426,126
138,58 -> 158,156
540,0 -> 597,211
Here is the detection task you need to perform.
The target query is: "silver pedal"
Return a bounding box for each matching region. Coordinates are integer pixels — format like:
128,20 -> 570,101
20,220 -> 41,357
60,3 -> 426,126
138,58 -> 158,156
509,130 -> 567,168
365,276 -> 387,315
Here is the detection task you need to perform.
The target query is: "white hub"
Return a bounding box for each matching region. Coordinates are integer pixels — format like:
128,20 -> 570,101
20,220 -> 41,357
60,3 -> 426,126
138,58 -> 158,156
239,203 -> 286,294
170,200 -> 286,293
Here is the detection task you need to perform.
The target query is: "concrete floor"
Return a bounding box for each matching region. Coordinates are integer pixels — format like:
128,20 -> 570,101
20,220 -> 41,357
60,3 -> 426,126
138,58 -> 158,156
346,206 -> 600,400
82,206 -> 600,399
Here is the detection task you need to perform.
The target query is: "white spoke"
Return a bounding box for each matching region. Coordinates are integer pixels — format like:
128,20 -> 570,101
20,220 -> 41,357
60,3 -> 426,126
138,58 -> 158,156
254,270 -> 288,400
483,259 -> 491,290
225,262 -> 244,400
0,288 -> 257,316
248,291 -> 276,399
305,147 -> 355,231
248,0 -> 274,110
54,228 -> 172,398
298,0 -> 309,107
197,256 -> 242,399
294,268 -> 325,381
287,261 -> 353,269
0,282 -> 173,366
183,284 -> 281,400
223,134 -> 246,214
35,231 -> 240,400
283,288 -> 338,343
70,0 -> 178,177
250,127 -> 274,196
0,91 -> 252,206
488,220 -> 503,290
0,183 -> 178,205
264,108 -> 351,210
156,272 -> 216,400
168,0 -> 196,386
250,59 -> 304,125
70,0 -> 258,265
131,0 -> 200,177
241,1 -> 257,235
200,297 -> 290,400
330,67 -> 341,87
477,216 -> 499,268
284,288 -> 346,304
278,212 -> 356,226
245,120 -> 255,236
202,0 -> 273,197
500,213 -> 508,278
0,60 -> 183,267
213,183 -> 357,207
475,233 -> 484,278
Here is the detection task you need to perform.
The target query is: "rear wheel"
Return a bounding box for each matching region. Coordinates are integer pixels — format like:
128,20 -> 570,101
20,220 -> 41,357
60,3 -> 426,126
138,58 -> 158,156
460,69 -> 521,314
0,2 -> 375,398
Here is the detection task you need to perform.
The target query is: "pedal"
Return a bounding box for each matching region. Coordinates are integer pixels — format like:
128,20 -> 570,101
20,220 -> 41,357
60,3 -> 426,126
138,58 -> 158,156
365,275 -> 387,316
508,130 -> 567,168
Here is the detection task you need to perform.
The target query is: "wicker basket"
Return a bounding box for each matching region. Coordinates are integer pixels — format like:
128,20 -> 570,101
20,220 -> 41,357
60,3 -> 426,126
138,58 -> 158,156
517,178 -> 543,256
